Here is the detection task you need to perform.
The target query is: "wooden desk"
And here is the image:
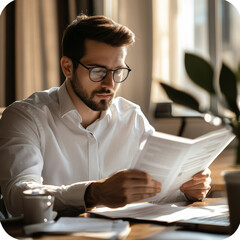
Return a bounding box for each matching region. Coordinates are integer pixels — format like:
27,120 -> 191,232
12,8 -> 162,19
1,219 -> 229,240
1,198 -> 230,240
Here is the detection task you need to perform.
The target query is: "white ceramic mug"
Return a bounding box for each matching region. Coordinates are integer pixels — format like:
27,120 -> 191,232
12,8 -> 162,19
23,189 -> 56,225
223,171 -> 240,234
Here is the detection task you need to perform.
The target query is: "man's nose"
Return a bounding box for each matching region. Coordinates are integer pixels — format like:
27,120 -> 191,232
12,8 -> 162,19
101,71 -> 115,88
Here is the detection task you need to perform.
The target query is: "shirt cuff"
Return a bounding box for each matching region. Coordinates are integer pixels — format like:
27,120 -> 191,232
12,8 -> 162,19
59,181 -> 95,211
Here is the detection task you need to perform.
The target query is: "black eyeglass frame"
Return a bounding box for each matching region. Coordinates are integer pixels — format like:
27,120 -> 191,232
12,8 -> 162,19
72,58 -> 131,83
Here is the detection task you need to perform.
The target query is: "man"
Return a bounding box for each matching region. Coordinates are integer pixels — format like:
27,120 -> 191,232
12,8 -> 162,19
0,15 -> 211,217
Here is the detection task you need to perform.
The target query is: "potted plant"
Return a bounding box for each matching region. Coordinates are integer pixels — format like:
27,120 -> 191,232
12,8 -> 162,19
160,53 -> 240,164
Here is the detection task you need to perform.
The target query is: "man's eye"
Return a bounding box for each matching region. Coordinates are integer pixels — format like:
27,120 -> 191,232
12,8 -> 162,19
92,68 -> 106,76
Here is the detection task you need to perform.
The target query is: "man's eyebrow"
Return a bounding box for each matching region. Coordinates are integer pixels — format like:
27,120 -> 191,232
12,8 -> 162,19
86,63 -> 127,68
86,63 -> 106,68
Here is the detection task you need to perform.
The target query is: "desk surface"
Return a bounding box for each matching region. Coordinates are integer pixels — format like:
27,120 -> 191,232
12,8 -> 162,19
1,219 -> 229,240
1,198 -> 230,240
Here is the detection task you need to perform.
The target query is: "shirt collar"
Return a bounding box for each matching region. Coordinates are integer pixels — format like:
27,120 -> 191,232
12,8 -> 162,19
58,81 -> 81,120
99,106 -> 112,121
58,80 -> 113,122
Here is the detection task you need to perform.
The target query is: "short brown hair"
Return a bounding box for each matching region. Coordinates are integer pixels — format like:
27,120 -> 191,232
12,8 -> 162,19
61,14 -> 135,65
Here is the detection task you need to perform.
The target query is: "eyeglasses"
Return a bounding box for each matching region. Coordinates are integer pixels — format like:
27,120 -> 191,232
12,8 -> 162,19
72,59 -> 131,83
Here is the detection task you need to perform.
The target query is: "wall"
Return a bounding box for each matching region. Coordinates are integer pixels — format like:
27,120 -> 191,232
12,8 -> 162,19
116,0 -> 153,117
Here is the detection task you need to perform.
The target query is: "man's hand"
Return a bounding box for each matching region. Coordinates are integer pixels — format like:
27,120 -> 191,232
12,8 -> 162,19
180,168 -> 212,201
85,169 -> 161,209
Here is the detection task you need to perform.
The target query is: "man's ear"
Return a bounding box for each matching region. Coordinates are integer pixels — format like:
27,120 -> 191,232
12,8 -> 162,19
61,56 -> 74,78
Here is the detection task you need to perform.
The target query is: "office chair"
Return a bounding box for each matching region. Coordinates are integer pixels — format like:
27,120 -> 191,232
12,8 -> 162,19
0,187 -> 9,219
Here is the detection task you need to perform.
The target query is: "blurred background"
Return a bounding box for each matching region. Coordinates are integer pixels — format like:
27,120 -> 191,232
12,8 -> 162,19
0,0 -> 240,135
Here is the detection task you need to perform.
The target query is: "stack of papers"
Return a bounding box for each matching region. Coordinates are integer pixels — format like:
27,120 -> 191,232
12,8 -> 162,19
24,217 -> 130,239
89,201 -> 229,224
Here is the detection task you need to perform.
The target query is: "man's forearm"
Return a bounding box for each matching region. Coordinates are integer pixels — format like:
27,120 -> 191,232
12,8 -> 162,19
2,177 -> 92,216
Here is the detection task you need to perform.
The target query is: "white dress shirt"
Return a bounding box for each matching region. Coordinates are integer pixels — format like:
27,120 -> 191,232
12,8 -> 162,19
0,82 -> 185,217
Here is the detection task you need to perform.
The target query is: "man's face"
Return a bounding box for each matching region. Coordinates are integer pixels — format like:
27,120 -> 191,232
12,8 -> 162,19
70,39 -> 127,111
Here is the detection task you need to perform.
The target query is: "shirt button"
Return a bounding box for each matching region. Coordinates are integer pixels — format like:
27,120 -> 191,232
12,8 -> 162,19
89,132 -> 94,138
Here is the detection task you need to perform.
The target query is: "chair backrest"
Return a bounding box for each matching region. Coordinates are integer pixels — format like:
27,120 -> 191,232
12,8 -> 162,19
0,107 -> 5,119
0,109 -> 8,219
0,188 -> 9,219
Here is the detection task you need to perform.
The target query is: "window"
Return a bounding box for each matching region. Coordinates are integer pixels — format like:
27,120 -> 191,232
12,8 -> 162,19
152,0 -> 240,110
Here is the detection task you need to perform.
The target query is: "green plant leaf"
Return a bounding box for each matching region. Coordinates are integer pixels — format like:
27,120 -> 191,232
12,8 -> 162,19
160,82 -> 200,112
185,53 -> 215,94
219,63 -> 239,118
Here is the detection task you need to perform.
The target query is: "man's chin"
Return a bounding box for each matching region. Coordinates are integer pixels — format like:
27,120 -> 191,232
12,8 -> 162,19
88,99 -> 112,111
97,99 -> 111,110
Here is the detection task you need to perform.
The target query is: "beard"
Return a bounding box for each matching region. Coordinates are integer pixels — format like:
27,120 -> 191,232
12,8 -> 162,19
70,73 -> 115,111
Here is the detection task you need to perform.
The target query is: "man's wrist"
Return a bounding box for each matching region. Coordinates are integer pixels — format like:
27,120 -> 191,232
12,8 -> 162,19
84,182 -> 101,209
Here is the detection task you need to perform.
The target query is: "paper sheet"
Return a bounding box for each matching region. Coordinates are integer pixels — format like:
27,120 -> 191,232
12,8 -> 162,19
133,128 -> 235,202
24,217 -> 130,239
90,201 -> 229,224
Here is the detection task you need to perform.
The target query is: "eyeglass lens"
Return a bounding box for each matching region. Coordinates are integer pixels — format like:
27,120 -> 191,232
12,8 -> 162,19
90,67 -> 129,83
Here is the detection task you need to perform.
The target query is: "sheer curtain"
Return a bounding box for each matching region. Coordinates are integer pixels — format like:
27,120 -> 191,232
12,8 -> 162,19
15,0 -> 59,101
0,0 -> 103,107
151,0 -> 209,108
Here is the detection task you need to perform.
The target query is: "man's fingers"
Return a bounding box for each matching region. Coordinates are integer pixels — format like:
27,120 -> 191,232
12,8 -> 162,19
125,185 -> 162,195
125,178 -> 161,188
181,183 -> 211,192
183,189 -> 209,201
181,181 -> 211,191
180,183 -> 211,201
180,168 -> 212,201
97,169 -> 162,208
181,177 -> 211,188
113,170 -> 161,189
193,168 -> 211,179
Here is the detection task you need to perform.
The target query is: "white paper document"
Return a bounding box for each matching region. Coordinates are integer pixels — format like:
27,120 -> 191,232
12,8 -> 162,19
90,201 -> 229,224
133,127 -> 235,202
24,217 -> 130,239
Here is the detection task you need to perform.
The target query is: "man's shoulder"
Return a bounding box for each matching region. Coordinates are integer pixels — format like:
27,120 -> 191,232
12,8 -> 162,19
25,87 -> 59,105
5,87 -> 59,116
